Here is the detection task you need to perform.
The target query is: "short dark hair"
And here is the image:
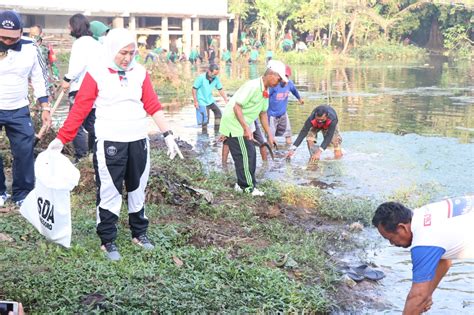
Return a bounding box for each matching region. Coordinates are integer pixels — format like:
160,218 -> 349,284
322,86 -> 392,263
372,202 -> 413,232
208,63 -> 219,72
69,13 -> 92,38
32,24 -> 43,33
315,105 -> 329,117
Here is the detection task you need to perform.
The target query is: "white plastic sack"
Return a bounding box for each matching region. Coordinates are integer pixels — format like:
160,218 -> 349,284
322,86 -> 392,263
20,151 -> 80,248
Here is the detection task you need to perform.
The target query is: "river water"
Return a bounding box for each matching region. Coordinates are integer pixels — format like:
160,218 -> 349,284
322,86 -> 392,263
55,57 -> 473,313
158,58 -> 474,314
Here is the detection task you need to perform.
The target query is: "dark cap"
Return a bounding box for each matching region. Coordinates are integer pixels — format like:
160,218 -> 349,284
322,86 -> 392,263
0,10 -> 22,38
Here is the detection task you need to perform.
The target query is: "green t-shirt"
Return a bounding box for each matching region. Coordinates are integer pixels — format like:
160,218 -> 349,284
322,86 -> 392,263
249,49 -> 259,61
193,73 -> 223,106
219,77 -> 269,137
222,50 -> 231,62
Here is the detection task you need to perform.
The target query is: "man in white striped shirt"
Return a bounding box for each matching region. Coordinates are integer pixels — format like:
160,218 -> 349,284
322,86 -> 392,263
0,10 -> 51,207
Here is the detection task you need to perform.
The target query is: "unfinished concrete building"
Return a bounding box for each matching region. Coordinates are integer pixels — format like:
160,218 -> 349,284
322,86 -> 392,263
0,0 -> 231,55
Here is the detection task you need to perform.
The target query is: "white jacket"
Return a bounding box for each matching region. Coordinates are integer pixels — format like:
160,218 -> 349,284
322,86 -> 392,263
64,36 -> 102,92
0,39 -> 48,110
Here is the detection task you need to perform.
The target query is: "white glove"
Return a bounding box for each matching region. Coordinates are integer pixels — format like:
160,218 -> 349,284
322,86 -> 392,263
47,138 -> 64,152
164,134 -> 184,160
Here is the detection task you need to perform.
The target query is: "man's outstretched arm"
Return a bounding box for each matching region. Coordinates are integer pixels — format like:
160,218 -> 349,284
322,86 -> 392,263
403,259 -> 452,315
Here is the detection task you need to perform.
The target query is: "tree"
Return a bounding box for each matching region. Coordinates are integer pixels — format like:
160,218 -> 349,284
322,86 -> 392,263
229,0 -> 251,53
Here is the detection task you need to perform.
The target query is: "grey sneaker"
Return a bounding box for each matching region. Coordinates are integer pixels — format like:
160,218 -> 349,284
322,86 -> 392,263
132,234 -> 155,250
101,242 -> 121,261
0,193 -> 10,207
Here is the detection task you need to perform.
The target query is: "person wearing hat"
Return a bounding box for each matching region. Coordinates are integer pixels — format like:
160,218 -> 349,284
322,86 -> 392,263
285,104 -> 343,162
48,28 -> 183,261
268,64 -> 304,145
62,14 -> 102,162
0,10 -> 52,207
219,60 -> 287,196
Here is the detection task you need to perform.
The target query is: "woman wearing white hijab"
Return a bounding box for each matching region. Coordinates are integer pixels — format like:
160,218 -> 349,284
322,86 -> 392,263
48,28 -> 183,261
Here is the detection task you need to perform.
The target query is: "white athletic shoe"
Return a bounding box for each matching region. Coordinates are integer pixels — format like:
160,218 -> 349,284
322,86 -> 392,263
251,188 -> 265,196
0,193 -> 10,207
234,183 -> 243,193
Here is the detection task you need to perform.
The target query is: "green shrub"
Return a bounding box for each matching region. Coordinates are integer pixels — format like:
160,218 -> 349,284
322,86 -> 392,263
351,39 -> 426,60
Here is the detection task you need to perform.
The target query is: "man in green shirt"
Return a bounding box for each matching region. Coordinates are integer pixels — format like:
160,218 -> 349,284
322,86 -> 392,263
219,60 -> 288,196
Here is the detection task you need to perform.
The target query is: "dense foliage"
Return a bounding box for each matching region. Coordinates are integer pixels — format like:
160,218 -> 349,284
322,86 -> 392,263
228,0 -> 473,58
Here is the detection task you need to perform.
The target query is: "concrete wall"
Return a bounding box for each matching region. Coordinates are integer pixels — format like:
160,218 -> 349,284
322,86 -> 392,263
0,0 -> 229,18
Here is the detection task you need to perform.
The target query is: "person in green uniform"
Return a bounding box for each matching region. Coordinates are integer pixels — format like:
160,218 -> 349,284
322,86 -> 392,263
219,60 -> 288,196
221,48 -> 232,64
192,64 -> 228,132
248,46 -> 259,64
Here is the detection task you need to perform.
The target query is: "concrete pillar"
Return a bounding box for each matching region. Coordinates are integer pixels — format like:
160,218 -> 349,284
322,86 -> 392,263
112,16 -> 124,28
192,17 -> 200,51
219,18 -> 228,52
182,18 -> 192,57
129,15 -> 136,31
161,16 -> 170,51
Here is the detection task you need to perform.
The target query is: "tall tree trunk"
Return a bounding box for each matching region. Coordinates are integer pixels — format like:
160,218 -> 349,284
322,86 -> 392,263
340,21 -> 346,48
426,17 -> 443,50
342,13 -> 357,54
270,21 -> 277,51
232,15 -> 240,54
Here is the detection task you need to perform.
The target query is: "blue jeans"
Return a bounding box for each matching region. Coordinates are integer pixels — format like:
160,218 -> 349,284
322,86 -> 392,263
0,106 -> 35,202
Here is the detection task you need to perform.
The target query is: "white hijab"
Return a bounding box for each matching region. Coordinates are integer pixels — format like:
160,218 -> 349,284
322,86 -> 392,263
103,28 -> 137,71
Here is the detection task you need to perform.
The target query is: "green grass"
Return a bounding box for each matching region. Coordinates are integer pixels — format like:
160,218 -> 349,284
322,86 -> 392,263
350,40 -> 427,61
0,149 -> 378,313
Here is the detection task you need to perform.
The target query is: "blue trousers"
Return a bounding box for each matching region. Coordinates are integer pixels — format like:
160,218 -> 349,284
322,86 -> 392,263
0,106 -> 35,202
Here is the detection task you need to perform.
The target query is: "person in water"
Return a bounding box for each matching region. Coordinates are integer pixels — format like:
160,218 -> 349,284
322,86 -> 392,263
286,104 -> 342,162
372,196 -> 474,314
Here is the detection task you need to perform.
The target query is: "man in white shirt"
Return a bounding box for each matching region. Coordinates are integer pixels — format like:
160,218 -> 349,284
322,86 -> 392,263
372,196 -> 474,314
0,10 -> 51,207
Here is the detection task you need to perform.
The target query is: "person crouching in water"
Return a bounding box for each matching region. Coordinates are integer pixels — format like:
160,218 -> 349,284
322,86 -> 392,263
48,28 -> 183,261
286,104 -> 343,162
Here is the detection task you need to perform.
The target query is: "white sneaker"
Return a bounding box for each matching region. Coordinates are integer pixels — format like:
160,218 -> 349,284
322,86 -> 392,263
251,188 -> 265,196
234,183 -> 243,193
0,193 -> 10,207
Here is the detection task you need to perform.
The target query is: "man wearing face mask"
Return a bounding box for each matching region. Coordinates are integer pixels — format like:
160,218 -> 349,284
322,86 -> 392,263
192,63 -> 228,133
0,10 -> 52,207
285,104 -> 343,162
62,14 -> 102,162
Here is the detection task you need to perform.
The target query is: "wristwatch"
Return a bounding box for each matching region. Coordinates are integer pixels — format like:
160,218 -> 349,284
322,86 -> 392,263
162,130 -> 173,138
